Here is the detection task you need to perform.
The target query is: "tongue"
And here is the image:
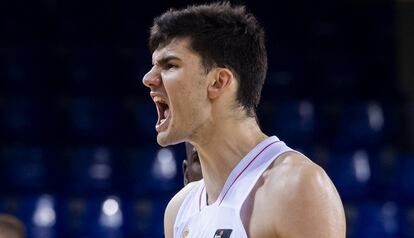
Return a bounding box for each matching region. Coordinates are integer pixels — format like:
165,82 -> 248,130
164,107 -> 170,119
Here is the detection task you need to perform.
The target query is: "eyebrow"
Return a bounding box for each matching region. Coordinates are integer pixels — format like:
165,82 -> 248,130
153,55 -> 182,66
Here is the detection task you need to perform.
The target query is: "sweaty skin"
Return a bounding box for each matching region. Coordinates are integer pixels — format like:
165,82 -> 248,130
166,152 -> 346,238
143,38 -> 346,238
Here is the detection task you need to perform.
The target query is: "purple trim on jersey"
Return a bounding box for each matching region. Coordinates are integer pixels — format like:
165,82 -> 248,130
218,140 -> 280,206
198,139 -> 280,210
199,185 -> 205,211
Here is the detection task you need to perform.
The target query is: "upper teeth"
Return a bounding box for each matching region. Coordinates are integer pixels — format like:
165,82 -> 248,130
153,96 -> 165,103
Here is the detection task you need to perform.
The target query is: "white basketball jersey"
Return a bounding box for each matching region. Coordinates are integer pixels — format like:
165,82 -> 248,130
174,136 -> 295,238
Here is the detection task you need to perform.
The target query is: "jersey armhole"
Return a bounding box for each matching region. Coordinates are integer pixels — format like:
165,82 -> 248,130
173,180 -> 204,234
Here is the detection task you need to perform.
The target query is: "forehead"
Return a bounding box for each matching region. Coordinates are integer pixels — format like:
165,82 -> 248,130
152,38 -> 198,64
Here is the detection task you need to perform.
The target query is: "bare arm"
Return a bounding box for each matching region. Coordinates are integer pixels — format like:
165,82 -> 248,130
268,153 -> 346,238
164,182 -> 199,238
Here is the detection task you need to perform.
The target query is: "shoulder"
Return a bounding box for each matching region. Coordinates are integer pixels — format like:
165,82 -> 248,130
261,151 -> 346,238
164,181 -> 200,238
264,151 -> 338,198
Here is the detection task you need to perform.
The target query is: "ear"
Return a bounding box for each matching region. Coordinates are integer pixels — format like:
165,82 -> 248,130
182,160 -> 189,186
207,68 -> 233,99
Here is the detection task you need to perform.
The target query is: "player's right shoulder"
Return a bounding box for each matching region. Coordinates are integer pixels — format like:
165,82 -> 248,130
164,181 -> 200,238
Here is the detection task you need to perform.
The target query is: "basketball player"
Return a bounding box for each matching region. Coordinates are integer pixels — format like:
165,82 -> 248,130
183,142 -> 203,186
142,2 -> 346,237
0,214 -> 25,238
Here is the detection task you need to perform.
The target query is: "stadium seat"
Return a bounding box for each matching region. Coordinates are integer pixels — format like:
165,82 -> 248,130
23,194 -> 58,238
263,47 -> 306,100
1,97 -> 57,142
0,195 -> 21,217
346,202 -> 399,238
393,154 -> 414,203
268,100 -> 317,148
65,97 -> 127,143
58,195 -> 123,238
0,45 -> 49,92
400,206 -> 414,238
123,146 -> 180,195
316,52 -> 363,99
1,146 -> 51,192
123,195 -> 168,238
0,194 -> 57,238
334,102 -> 390,150
327,149 -> 375,202
67,146 -> 116,193
63,46 -> 116,92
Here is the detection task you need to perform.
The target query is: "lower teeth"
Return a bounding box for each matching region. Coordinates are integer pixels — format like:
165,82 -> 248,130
160,118 -> 166,124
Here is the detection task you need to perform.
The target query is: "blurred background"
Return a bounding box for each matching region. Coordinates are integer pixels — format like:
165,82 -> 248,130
0,0 -> 413,237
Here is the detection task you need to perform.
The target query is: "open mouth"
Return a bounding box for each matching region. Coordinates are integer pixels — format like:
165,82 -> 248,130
153,96 -> 171,132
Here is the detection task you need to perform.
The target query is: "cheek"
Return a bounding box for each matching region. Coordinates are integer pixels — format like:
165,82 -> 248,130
163,72 -> 208,118
169,82 -> 200,108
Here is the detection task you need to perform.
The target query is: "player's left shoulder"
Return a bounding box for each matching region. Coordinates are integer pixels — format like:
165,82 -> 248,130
264,151 -> 336,197
260,151 -> 346,237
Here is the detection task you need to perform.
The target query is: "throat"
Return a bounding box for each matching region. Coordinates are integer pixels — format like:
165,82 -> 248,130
196,132 -> 269,206
199,156 -> 238,206
192,118 -> 268,203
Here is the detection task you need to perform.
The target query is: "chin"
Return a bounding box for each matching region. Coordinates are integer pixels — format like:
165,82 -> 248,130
157,132 -> 179,147
156,138 -> 170,147
157,129 -> 187,147
156,134 -> 169,147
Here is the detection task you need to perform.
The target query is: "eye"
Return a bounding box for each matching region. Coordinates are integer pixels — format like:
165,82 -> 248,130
165,63 -> 178,70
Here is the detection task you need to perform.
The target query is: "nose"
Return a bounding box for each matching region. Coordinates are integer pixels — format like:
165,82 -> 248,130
142,66 -> 161,88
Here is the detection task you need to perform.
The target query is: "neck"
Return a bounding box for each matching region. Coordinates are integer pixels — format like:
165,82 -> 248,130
190,116 -> 268,205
